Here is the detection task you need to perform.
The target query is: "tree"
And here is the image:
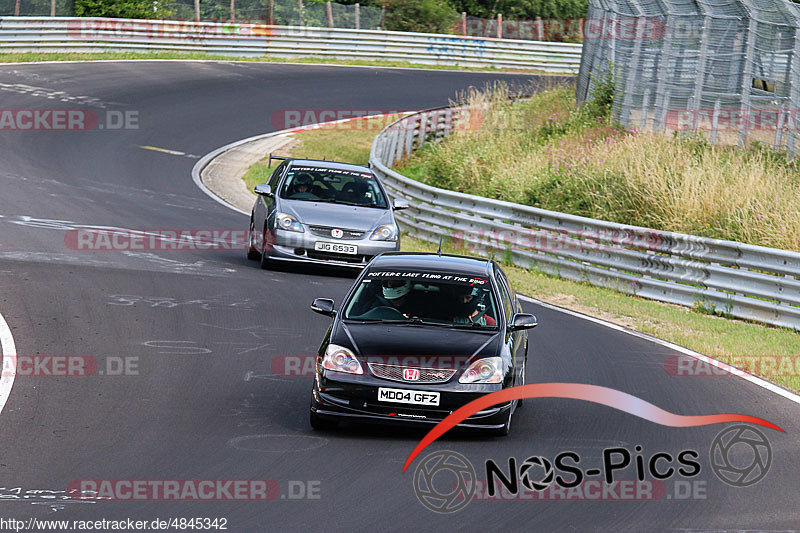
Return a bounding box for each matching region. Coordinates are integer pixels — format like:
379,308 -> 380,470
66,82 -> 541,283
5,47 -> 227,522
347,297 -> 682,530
73,0 -> 172,18
447,0 -> 588,19
383,0 -> 458,33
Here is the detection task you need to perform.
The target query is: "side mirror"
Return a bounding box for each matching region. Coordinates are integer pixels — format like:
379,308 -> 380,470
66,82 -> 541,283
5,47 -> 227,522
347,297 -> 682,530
311,298 -> 336,317
254,184 -> 273,196
393,198 -> 409,210
509,313 -> 538,331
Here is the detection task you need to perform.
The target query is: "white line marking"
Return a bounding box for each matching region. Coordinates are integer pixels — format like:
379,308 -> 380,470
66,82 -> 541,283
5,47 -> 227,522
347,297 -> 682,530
518,294 -> 800,405
0,311 -> 17,416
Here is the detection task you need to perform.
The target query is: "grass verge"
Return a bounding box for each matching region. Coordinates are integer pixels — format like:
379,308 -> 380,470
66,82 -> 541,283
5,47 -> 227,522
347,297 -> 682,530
242,114 -> 800,394
242,113 -> 404,192
0,52 -> 551,74
398,84 -> 800,251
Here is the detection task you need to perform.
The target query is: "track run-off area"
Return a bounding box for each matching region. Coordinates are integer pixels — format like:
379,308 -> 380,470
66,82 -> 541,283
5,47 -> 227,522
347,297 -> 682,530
0,61 -> 797,530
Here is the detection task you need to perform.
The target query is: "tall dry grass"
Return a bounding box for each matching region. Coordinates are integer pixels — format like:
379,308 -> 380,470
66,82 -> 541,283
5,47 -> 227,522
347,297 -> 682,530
399,85 -> 800,251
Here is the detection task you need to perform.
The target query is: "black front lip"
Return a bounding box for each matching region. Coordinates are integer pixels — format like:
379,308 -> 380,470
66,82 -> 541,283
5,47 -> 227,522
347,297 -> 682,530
311,372 -> 512,428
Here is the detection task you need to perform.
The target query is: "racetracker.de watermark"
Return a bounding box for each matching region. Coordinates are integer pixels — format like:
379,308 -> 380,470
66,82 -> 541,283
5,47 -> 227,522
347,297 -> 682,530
666,109 -> 800,131
271,109 -> 406,131
66,19 -> 276,40
0,109 -> 138,131
664,355 -> 800,378
65,229 -> 249,251
66,479 -> 321,501
2,355 -> 139,377
447,228 -> 668,255
271,355 -> 473,377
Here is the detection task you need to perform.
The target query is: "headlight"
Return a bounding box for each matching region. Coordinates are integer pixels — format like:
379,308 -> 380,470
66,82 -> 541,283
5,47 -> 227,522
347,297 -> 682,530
369,224 -> 398,241
459,357 -> 503,384
276,212 -> 304,233
322,344 -> 363,375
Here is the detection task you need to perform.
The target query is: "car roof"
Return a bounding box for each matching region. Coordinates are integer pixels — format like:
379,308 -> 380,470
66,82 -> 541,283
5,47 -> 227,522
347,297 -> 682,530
368,252 -> 493,277
287,159 -> 373,174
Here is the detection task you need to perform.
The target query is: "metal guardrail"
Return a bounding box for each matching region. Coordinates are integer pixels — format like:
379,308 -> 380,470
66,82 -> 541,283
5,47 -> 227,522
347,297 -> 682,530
369,106 -> 800,330
0,17 -> 582,73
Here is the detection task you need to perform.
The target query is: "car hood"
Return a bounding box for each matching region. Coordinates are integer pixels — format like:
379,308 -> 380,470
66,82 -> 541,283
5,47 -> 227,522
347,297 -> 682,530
335,322 -> 501,364
280,199 -> 392,231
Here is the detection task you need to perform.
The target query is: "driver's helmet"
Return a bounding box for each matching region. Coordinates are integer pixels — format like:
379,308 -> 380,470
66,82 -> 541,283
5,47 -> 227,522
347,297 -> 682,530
292,173 -> 314,193
382,280 -> 412,300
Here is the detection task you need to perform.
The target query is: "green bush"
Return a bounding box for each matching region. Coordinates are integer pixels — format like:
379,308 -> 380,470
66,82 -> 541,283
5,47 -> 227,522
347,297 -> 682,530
383,0 -> 459,33
448,0 -> 588,20
74,0 -> 171,18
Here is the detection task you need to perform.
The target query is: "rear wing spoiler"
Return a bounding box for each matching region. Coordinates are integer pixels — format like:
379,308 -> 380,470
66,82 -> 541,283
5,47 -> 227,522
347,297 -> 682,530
269,154 -> 290,166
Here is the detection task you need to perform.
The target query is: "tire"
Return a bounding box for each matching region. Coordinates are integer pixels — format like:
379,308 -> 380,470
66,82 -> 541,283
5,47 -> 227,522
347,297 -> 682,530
246,218 -> 261,261
260,223 -> 273,270
310,410 -> 338,431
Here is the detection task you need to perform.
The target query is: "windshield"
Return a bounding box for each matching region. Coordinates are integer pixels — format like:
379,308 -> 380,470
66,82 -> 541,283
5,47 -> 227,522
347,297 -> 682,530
344,270 -> 499,329
279,166 -> 388,208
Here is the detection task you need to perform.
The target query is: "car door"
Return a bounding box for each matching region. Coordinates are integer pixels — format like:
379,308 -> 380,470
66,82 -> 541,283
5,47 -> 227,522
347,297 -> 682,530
494,265 -> 525,387
254,162 -> 286,230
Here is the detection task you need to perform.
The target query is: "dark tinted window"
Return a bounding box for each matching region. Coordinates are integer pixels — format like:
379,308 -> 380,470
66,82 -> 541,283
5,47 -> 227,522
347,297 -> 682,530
279,167 -> 388,208
343,270 -> 498,329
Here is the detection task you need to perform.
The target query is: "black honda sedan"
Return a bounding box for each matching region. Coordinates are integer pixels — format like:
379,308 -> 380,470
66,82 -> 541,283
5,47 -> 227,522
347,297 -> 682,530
309,252 -> 538,435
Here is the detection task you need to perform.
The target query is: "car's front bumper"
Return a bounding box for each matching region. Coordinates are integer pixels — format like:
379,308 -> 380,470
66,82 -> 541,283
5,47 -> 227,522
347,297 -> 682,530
266,229 -> 399,267
311,370 -> 512,429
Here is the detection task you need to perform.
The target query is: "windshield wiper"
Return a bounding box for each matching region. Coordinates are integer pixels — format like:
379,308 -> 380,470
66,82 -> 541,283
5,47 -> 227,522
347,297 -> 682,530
445,322 -> 496,330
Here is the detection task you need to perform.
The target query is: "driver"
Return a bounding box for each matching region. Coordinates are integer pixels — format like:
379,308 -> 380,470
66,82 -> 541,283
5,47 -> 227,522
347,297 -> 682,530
289,173 -> 316,199
381,280 -> 420,318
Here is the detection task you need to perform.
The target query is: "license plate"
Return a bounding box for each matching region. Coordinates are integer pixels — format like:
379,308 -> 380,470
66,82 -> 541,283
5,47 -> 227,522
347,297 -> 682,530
378,387 -> 440,406
314,241 -> 358,255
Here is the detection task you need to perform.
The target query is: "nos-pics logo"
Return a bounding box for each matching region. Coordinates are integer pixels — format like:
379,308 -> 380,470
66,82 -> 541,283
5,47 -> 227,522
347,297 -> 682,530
412,425 -> 773,513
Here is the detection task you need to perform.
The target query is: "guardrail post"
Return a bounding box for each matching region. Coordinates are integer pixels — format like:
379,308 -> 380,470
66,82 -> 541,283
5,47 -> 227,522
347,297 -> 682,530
443,108 -> 453,136
417,112 -> 429,149
497,14 -> 503,39
230,0 -> 235,23
50,0 -> 55,17
327,1 -> 333,28
14,0 -> 20,16
405,116 -> 416,156
355,3 -> 360,30
462,12 -> 467,35
298,0 -> 305,26
194,0 -> 200,22
536,17 -> 543,40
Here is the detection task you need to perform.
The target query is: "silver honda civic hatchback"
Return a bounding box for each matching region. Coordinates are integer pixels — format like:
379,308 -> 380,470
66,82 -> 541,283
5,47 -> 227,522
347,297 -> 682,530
247,158 -> 408,268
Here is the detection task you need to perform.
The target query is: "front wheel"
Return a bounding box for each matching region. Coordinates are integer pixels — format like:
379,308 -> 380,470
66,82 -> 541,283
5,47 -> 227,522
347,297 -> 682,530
260,223 -> 273,270
247,218 -> 261,261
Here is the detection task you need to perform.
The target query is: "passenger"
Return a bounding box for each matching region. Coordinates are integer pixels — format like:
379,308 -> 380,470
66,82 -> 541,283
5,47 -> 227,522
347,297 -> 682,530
452,285 -> 495,326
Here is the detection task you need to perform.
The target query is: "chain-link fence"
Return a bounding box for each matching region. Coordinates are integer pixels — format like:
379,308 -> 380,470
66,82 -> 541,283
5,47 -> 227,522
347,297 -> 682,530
0,0 -> 384,29
577,0 -> 800,157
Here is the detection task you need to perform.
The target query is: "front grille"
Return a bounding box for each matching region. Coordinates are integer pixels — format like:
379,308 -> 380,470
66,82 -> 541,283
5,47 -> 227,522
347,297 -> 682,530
367,363 -> 456,384
308,226 -> 365,240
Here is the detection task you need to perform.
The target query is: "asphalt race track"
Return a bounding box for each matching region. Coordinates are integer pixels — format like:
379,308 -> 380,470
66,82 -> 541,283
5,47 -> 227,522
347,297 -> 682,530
0,61 -> 798,531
